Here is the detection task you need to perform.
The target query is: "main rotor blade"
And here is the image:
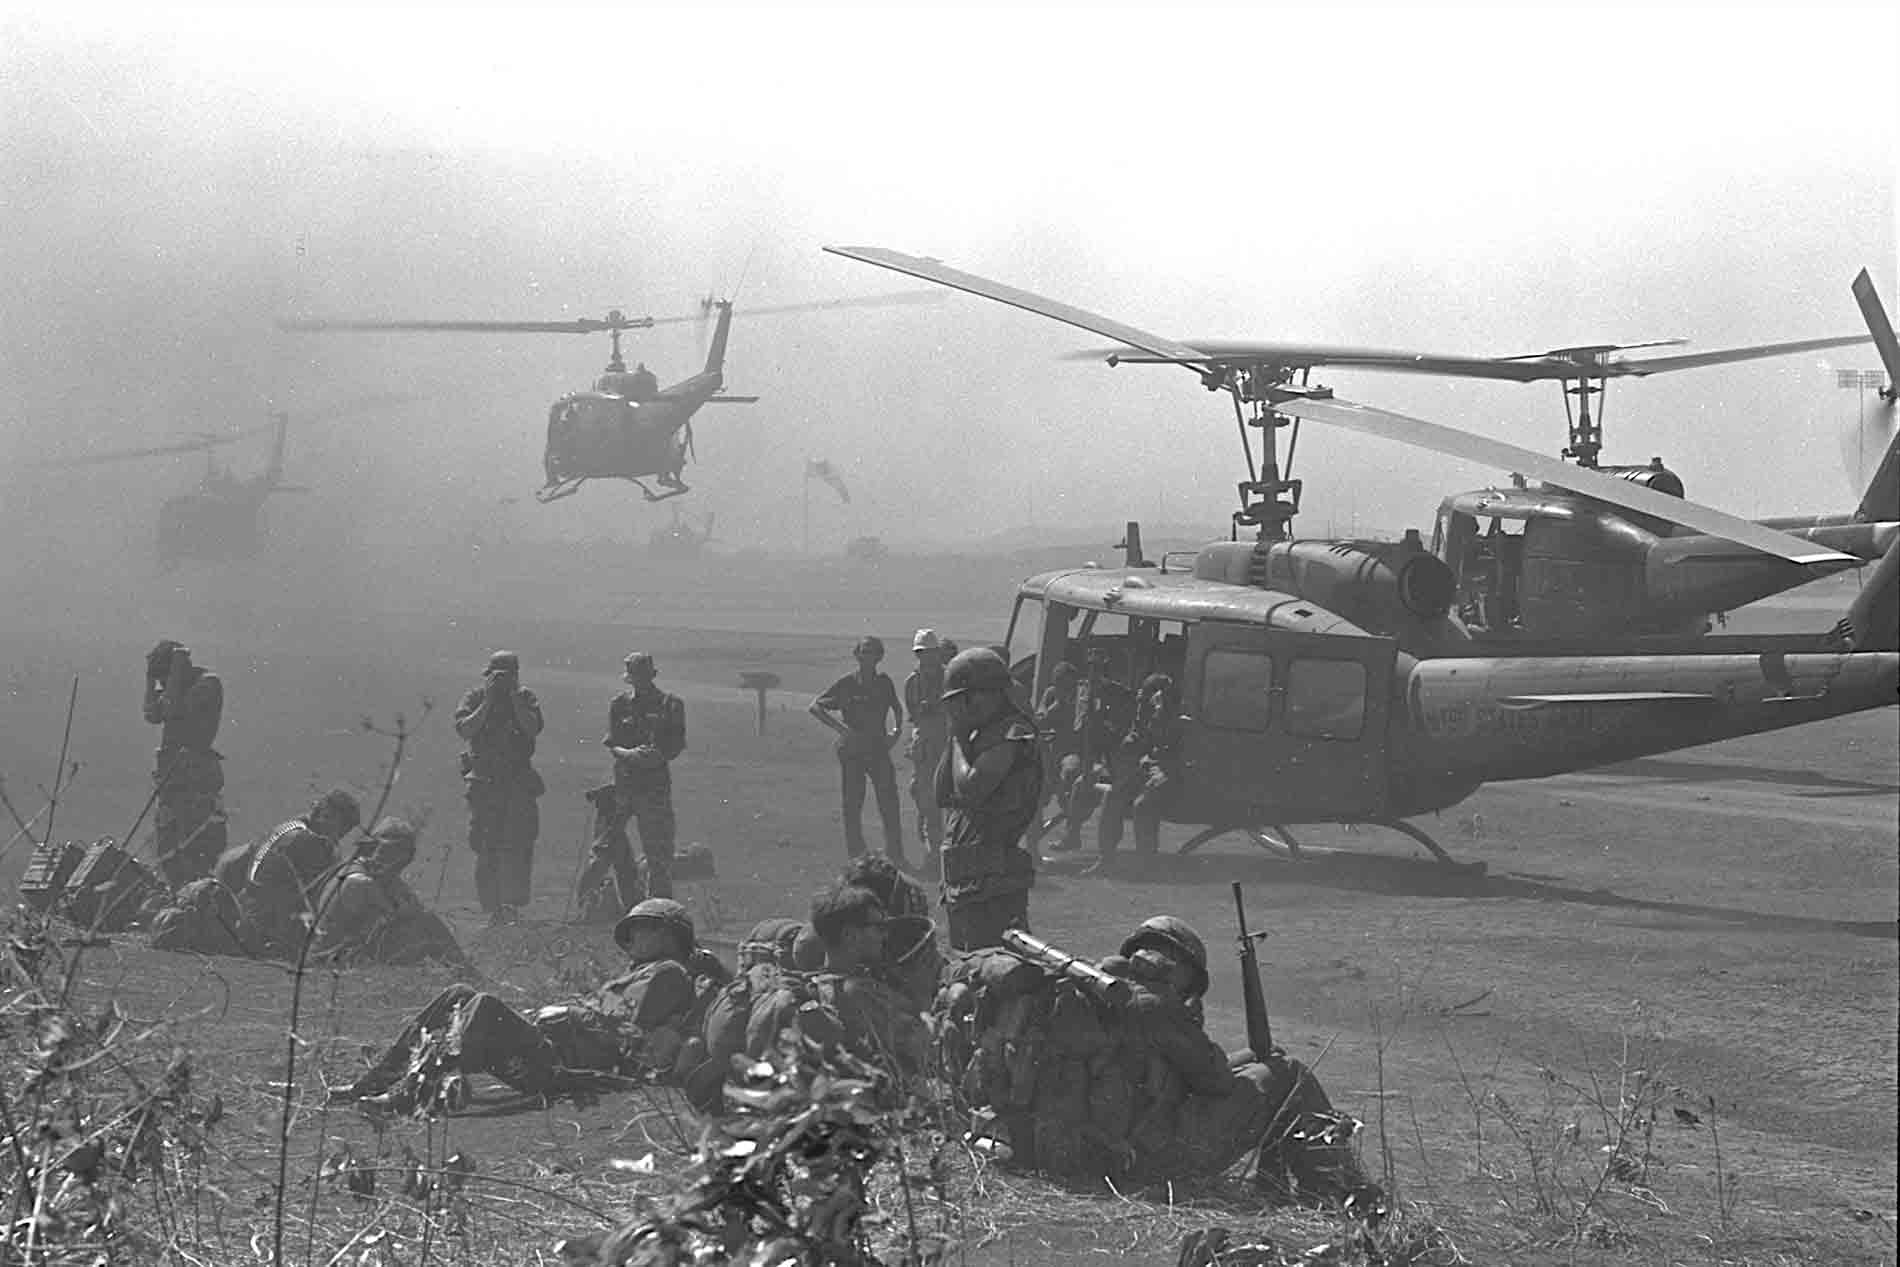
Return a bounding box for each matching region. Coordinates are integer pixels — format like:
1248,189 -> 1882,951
293,391 -> 427,426
1852,268 -> 1899,390
1069,334 -> 1873,381
278,316 -> 654,334
824,246 -> 1212,366
640,289 -> 948,327
37,436 -> 229,469
1271,394 -> 1853,565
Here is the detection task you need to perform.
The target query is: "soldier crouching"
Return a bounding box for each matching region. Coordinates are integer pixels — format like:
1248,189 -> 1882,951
937,915 -> 1365,1198
330,898 -> 726,1113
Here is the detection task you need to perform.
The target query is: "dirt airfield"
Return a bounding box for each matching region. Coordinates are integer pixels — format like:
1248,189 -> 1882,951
1,542 -> 1894,1265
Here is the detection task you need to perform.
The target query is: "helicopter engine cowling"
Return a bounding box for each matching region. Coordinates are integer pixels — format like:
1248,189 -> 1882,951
1192,537 -> 1468,657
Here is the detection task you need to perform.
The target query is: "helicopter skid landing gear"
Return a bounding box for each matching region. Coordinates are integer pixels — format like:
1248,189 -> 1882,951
1382,819 -> 1486,874
635,477 -> 691,503
536,478 -> 586,504
1178,825 -> 1305,858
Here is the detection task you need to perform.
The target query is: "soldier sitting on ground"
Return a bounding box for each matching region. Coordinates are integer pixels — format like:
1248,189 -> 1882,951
937,915 -> 1365,1196
224,789 -> 362,955
331,898 -> 727,1113
307,818 -> 466,967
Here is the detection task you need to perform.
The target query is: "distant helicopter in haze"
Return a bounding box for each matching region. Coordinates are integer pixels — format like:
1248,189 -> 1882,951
38,395 -> 416,568
648,505 -> 717,559
280,290 -> 942,505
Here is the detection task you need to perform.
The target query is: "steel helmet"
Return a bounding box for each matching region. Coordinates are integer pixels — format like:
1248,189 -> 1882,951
485,650 -> 520,675
1120,915 -> 1210,999
624,651 -> 656,677
912,628 -> 941,653
614,897 -> 697,953
941,646 -> 1014,699
738,916 -> 805,969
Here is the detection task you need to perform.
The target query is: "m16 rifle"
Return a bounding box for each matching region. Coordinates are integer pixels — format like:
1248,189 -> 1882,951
1001,928 -> 1132,1007
1233,882 -> 1275,1061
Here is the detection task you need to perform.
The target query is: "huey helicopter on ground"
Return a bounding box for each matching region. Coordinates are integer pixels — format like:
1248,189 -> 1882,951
1058,280 -> 1894,647
825,245 -> 1899,868
38,395 -> 415,567
281,291 -> 940,505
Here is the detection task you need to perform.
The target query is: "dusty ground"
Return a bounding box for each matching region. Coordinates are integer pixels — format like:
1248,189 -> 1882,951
1,548 -> 1894,1264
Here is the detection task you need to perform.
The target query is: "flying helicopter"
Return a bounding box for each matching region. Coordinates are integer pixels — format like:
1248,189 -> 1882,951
37,394 -> 416,567
1056,285 -> 1893,646
280,290 -> 942,505
823,244 -> 1899,868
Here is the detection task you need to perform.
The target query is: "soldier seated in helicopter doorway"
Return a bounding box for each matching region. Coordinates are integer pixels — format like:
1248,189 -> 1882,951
1092,673 -> 1183,874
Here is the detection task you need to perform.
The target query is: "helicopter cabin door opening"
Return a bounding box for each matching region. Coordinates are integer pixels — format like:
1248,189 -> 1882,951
1178,621 -> 1393,824
1437,507 -> 1526,635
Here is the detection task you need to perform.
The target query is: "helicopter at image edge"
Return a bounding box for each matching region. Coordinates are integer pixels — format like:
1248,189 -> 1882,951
37,395 -> 416,568
824,244 -> 1899,868
279,290 -> 942,505
1057,277 -> 1896,647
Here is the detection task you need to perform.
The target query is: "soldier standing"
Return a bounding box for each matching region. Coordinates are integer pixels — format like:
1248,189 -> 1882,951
936,647 -> 1043,950
454,651 -> 545,924
143,640 -> 227,886
902,629 -> 949,869
809,636 -> 906,865
582,651 -> 688,906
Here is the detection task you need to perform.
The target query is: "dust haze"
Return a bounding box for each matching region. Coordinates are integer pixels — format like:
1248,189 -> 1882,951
2,5 -> 1895,637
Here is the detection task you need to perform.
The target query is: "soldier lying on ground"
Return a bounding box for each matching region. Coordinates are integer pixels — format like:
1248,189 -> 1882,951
330,898 -> 727,1112
308,818 -> 467,967
937,915 -> 1367,1197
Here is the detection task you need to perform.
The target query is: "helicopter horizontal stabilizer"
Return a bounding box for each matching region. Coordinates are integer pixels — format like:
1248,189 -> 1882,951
1269,394 -> 1854,565
1498,691 -> 1716,708
703,396 -> 761,404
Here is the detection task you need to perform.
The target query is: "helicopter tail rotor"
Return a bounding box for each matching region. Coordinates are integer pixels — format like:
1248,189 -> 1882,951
1846,270 -> 1898,522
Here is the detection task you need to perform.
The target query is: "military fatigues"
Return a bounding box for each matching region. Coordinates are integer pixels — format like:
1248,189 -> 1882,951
936,711 -> 1042,950
149,878 -> 255,956
584,685 -> 688,905
340,952 -> 724,1106
307,861 -> 464,966
453,682 -> 545,913
903,669 -> 948,859
1055,676 -> 1133,854
816,671 -> 905,862
1100,689 -> 1182,857
938,949 -> 1354,1191
230,818 -> 342,956
145,668 -> 227,886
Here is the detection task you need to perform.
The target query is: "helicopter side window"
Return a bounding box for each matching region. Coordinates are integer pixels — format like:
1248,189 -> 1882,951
1283,658 -> 1367,741
1201,649 -> 1274,732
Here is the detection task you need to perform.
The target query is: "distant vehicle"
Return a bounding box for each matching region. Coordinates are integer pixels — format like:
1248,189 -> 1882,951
649,507 -> 717,559
845,535 -> 889,563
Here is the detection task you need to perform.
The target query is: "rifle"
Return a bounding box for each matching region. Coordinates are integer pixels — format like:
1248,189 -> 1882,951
1233,882 -> 1275,1061
1001,928 -> 1131,1008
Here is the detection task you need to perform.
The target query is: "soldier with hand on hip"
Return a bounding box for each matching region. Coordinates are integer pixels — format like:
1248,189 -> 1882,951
809,636 -> 906,866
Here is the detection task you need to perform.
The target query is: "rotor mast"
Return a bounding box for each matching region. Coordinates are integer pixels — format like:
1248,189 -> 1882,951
1215,361 -> 1320,541
1559,368 -> 1607,468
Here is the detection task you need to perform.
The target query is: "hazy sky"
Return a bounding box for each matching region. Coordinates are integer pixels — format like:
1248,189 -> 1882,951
3,2 -> 1896,561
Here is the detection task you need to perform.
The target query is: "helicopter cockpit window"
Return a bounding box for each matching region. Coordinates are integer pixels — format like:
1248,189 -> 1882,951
1284,658 -> 1367,741
1201,649 -> 1274,732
